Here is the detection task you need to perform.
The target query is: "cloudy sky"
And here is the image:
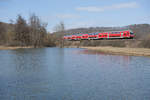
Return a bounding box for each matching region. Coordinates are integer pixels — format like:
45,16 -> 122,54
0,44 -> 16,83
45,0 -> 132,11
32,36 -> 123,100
0,0 -> 150,32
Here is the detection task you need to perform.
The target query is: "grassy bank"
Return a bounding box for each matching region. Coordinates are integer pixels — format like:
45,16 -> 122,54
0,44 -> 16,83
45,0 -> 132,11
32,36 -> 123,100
0,46 -> 33,50
81,46 -> 150,57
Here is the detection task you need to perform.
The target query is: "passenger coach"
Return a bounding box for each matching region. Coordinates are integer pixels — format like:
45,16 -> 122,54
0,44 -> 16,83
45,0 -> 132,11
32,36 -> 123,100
63,30 -> 134,40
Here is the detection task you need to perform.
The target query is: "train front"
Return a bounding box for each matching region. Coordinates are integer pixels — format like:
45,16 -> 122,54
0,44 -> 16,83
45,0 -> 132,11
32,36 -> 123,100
129,31 -> 135,38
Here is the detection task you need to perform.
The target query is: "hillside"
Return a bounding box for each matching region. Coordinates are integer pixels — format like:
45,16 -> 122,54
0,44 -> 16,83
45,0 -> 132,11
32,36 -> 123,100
0,14 -> 55,47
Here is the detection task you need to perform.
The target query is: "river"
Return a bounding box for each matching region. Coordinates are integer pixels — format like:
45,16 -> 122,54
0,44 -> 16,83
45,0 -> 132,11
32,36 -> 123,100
0,48 -> 150,100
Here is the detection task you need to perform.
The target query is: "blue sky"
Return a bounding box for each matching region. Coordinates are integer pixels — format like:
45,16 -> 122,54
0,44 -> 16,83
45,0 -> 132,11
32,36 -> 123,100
0,0 -> 150,32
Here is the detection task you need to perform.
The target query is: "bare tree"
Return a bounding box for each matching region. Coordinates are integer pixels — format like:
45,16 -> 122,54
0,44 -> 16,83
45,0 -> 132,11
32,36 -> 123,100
29,14 -> 47,48
14,15 -> 29,46
53,21 -> 65,32
53,21 -> 66,47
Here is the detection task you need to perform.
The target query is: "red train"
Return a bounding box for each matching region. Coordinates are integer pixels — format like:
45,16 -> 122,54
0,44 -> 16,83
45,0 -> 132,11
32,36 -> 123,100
63,30 -> 134,40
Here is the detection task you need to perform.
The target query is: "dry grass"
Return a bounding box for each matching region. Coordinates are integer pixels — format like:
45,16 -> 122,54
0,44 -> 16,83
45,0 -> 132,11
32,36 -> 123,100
0,46 -> 33,50
81,46 -> 150,57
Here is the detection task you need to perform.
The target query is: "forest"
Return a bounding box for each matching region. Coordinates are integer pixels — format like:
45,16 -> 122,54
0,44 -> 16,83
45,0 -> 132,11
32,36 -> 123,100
0,14 -> 56,48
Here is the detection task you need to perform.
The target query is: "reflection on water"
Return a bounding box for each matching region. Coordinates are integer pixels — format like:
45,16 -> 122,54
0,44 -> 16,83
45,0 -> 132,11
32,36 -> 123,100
78,49 -> 132,67
0,48 -> 150,100
12,48 -> 47,73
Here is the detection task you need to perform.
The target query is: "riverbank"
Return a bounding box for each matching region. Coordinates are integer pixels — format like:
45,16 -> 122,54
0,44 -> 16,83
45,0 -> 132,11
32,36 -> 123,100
0,46 -> 33,50
81,46 -> 150,57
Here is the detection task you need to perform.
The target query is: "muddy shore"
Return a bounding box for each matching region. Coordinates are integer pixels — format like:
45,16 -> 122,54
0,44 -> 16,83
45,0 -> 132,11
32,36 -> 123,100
0,46 -> 33,50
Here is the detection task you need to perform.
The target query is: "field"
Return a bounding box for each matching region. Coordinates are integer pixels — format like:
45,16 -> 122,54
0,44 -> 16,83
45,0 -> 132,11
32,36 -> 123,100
81,46 -> 150,57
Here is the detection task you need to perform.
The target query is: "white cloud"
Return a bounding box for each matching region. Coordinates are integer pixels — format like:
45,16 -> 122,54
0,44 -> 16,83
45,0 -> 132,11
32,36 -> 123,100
76,7 -> 104,12
111,2 -> 138,9
66,20 -> 98,29
56,14 -> 80,19
76,2 -> 139,12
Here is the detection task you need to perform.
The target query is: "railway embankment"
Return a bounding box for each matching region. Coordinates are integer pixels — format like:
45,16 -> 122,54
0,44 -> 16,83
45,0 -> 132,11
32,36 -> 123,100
63,39 -> 143,48
81,46 -> 150,57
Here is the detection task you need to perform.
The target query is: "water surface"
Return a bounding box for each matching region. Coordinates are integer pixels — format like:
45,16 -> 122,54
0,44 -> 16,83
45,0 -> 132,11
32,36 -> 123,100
0,48 -> 150,100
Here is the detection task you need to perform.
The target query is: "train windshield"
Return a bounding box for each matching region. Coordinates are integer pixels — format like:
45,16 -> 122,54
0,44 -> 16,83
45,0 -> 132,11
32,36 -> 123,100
130,32 -> 134,35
